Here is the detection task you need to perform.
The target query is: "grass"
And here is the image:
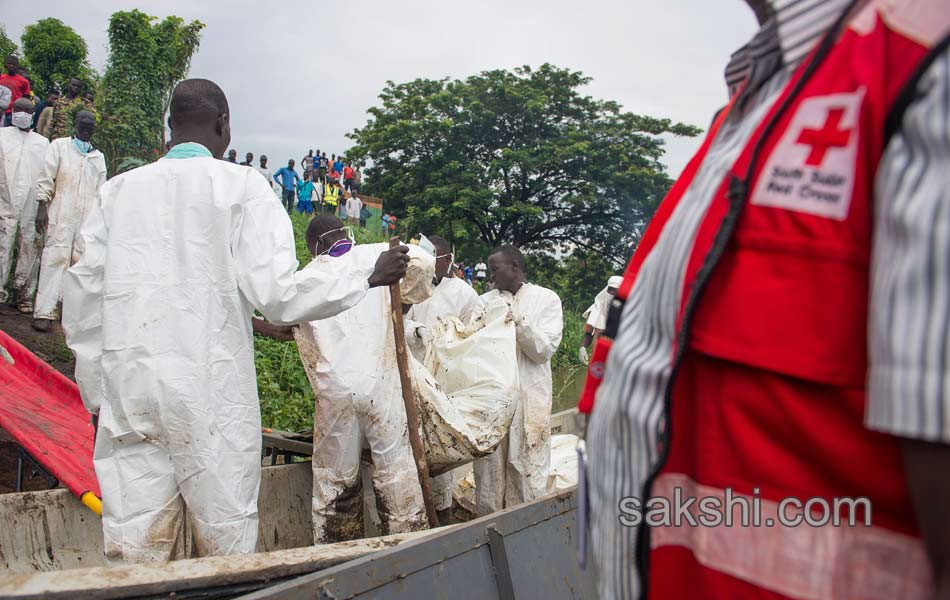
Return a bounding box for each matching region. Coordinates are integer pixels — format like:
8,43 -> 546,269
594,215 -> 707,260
255,211 -> 588,431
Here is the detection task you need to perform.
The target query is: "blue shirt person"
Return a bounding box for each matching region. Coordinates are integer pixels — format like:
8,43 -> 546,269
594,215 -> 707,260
272,159 -> 301,212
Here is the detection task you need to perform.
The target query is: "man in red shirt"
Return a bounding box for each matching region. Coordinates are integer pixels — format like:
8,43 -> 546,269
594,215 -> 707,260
343,162 -> 355,191
0,56 -> 31,127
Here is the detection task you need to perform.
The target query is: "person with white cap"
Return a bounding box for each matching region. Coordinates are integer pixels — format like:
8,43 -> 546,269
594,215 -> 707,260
578,275 -> 623,364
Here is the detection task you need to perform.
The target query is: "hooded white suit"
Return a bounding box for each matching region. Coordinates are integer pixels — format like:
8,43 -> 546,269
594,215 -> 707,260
0,126 -> 48,307
34,137 -> 107,320
62,150 -> 372,563
294,243 -> 435,543
475,283 -> 563,514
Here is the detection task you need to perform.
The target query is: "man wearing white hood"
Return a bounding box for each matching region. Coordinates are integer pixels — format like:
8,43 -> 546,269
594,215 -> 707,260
578,275 -> 622,364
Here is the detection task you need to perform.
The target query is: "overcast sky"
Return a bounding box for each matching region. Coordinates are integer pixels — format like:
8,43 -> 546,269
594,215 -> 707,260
4,0 -> 759,177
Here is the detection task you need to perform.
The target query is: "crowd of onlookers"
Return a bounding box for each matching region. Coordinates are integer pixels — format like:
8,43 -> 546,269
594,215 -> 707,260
222,147 -> 377,226
0,54 -> 96,139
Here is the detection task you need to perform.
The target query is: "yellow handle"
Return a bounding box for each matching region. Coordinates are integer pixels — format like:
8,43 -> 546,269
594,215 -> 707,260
80,491 -> 102,515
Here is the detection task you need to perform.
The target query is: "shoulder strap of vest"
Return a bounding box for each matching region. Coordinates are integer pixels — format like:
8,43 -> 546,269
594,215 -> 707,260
884,32 -> 950,144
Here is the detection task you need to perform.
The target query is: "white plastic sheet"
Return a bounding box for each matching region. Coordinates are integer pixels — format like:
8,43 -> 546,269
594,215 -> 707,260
413,295 -> 519,474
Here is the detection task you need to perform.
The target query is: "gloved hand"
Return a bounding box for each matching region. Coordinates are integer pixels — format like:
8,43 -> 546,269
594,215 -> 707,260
414,325 -> 432,346
35,201 -> 48,235
579,346 -> 589,364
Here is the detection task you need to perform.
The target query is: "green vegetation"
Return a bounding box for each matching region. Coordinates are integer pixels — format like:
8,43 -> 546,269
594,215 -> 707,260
20,18 -> 96,98
6,12 -> 204,174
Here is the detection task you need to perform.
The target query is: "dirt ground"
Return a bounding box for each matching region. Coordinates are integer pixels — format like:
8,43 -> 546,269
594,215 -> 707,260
0,307 -> 74,494
0,305 -> 76,380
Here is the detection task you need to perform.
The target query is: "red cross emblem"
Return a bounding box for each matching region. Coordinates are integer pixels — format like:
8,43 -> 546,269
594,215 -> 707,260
795,107 -> 852,167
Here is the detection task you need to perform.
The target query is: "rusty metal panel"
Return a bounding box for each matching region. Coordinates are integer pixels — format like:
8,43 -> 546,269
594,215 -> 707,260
237,489 -> 596,600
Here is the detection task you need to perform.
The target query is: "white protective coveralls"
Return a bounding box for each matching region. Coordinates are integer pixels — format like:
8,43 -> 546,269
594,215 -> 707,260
406,275 -> 484,509
582,275 -> 623,332
0,126 -> 48,306
34,137 -> 107,320
294,243 -> 435,543
62,154 -> 374,563
474,283 -> 563,514
345,194 -> 362,221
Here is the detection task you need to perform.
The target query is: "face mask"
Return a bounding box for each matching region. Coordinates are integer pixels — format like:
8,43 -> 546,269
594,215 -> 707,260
321,239 -> 353,257
72,138 -> 93,154
11,111 -> 32,129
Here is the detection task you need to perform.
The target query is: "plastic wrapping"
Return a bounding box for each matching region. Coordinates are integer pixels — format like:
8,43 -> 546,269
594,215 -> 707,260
414,296 -> 520,474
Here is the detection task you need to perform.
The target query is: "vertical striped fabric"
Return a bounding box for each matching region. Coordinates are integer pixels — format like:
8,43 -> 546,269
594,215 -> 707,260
867,46 -> 950,443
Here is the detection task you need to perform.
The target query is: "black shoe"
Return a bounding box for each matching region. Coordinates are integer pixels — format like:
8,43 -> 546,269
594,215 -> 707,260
32,318 -> 51,332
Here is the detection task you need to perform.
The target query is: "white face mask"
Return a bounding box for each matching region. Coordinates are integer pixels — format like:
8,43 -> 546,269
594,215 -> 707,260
11,111 -> 32,129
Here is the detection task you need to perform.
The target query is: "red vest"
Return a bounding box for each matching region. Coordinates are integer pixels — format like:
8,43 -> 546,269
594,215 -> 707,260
581,2 -> 949,598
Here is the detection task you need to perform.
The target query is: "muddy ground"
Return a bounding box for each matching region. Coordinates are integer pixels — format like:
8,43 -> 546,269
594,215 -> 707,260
0,307 -> 74,494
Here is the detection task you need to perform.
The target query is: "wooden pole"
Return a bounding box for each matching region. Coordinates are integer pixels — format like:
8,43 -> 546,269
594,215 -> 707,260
388,237 -> 440,527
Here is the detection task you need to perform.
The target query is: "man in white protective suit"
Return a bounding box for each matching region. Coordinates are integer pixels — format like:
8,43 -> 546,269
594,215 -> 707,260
404,234 -> 483,518
577,275 -> 623,365
405,235 -> 483,363
475,244 -> 563,514
295,214 -> 435,543
31,110 -> 107,332
61,79 -> 411,564
0,97 -> 48,311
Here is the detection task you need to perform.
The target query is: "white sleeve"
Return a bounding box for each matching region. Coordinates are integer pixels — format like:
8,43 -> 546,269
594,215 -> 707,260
515,289 -> 563,364
232,175 -> 372,325
34,140 -> 61,204
62,190 -> 109,414
867,46 -> 950,443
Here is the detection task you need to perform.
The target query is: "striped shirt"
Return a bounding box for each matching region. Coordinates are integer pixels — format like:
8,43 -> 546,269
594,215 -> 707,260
581,0 -> 950,598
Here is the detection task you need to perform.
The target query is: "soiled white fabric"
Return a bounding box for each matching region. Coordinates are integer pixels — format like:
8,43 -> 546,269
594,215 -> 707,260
474,283 -> 563,514
415,296 -> 519,471
295,243 -> 434,543
0,127 -> 47,305
33,137 -> 106,320
406,276 -> 484,362
406,275 -> 484,509
62,155 -> 372,564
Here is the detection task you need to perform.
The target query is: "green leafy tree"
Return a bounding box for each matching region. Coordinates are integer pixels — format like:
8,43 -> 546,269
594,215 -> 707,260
0,25 -> 17,62
20,18 -> 94,98
350,64 -> 700,264
96,10 -> 204,174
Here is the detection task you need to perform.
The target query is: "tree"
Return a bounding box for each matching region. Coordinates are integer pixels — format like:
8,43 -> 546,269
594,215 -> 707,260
96,10 -> 204,174
20,18 -> 94,98
0,25 -> 17,62
350,64 -> 700,265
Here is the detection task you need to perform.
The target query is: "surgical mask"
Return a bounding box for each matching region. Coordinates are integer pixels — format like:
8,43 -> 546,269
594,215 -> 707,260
321,239 -> 353,257
11,111 -> 32,129
72,138 -> 93,154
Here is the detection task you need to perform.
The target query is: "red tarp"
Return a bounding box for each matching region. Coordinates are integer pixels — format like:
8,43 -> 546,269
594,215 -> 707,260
0,328 -> 99,498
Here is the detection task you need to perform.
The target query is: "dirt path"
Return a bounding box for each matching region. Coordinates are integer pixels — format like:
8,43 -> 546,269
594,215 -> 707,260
0,307 -> 75,493
0,306 -> 75,380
